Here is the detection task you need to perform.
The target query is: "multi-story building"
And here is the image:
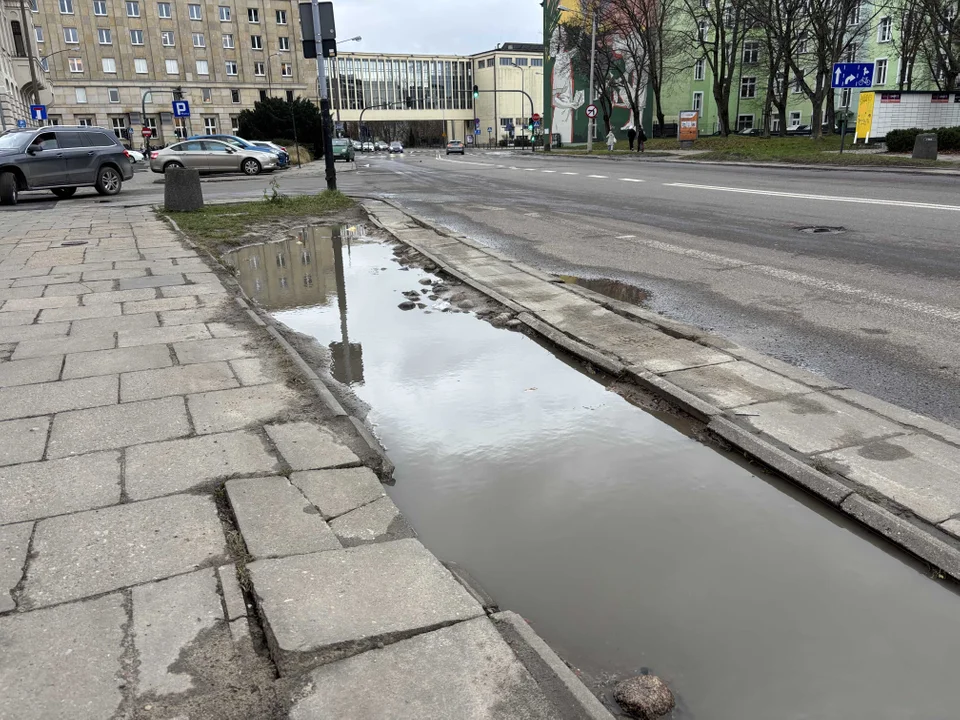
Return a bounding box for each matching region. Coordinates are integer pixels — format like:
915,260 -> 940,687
472,42 -> 545,144
1,0 -> 51,130
21,0 -> 308,143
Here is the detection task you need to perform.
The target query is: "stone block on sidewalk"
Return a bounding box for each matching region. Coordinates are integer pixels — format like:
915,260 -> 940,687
329,496 -> 416,547
188,384 -> 297,434
37,303 -> 122,324
248,539 -> 483,675
117,273 -> 186,291
0,355 -> 62,388
121,361 -> 237,402
226,476 -> 340,559
70,312 -> 159,336
0,594 -> 125,720
288,617 -> 555,720
0,374 -> 117,422
125,429 -> 281,500
117,322 -> 211,348
63,344 -> 173,380
291,467 -> 386,520
665,360 -> 812,409
132,568 -> 223,696
173,336 -> 256,364
12,332 -> 115,360
0,416 -> 50,467
265,421 -> 360,471
23,494 -> 228,608
0,320 -> 68,344
0,521 -> 32,612
217,565 -> 247,621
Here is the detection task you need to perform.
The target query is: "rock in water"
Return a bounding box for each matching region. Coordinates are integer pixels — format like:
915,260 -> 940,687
613,675 -> 675,719
398,301 -> 416,311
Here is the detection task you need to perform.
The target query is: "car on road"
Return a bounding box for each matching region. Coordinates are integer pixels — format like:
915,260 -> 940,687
352,140 -> 363,152
389,141 -> 404,154
149,139 -> 277,175
0,125 -> 133,205
331,138 -> 356,162
445,140 -> 465,155
127,149 -> 146,163
189,134 -> 286,165
362,141 -> 374,152
250,141 -> 290,167
375,141 -> 389,151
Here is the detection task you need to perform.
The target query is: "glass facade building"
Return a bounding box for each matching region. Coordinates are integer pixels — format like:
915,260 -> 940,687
328,55 -> 474,112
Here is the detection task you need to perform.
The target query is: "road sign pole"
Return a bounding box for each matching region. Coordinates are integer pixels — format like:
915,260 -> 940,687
312,0 -> 337,192
586,8 -> 596,152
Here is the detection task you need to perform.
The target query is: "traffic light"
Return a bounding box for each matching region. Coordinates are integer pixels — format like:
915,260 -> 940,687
473,84 -> 479,100
528,117 -> 534,132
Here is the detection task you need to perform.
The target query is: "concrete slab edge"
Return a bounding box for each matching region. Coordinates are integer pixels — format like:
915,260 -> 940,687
441,561 -> 499,613
627,367 -> 721,423
492,611 -> 615,720
518,313 -> 624,377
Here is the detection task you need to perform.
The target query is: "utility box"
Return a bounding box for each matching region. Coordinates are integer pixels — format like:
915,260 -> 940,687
164,167 -> 203,212
912,133 -> 938,160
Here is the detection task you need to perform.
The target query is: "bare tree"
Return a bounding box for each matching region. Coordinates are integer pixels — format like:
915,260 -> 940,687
919,0 -> 960,90
889,0 -> 932,88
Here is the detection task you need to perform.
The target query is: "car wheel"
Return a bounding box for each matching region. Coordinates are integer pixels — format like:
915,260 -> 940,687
242,158 -> 262,176
95,166 -> 122,196
164,161 -> 184,172
0,171 -> 18,206
52,187 -> 77,199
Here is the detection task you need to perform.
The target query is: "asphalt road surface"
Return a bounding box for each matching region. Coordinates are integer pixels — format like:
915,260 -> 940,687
338,150 -> 960,427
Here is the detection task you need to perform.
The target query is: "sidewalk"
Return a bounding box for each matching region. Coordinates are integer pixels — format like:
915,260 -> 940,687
362,197 -> 960,582
0,204 -> 611,719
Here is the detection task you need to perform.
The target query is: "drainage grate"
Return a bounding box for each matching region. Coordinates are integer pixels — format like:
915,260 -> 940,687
798,226 -> 845,234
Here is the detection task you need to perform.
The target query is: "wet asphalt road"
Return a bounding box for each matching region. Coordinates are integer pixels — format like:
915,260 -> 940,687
335,150 -> 960,427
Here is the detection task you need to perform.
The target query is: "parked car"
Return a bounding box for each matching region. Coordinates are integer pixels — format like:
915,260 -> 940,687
738,127 -> 762,136
388,141 -> 404,154
149,139 -> 277,175
0,125 -> 133,205
445,140 -> 465,155
250,141 -> 290,167
360,141 -> 373,152
374,141 -> 389,151
331,138 -> 356,162
352,140 -> 363,152
189,134 -> 285,165
786,124 -> 812,135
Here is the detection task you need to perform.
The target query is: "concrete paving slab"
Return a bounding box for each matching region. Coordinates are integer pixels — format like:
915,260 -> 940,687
173,336 -> 256,364
289,617 -> 555,720
0,594 -> 125,720
123,296 -> 197,315
37,303 -> 122,324
0,309 -> 38,326
12,332 -> 115,360
23,494 -> 228,608
39,282 -> 101,297
117,322 -> 212,348
82,268 -> 145,281
82,288 -> 159,305
24,248 -> 85,267
291,467 -> 386,520
248,539 -> 483,674
70,312 -> 159,336
47,396 -> 189,459
0,374 -> 117,421
10,272 -> 81,287
161,283 -> 227,298
0,285 -> 44,301
329,496 -> 416,547
63,344 -> 172,380
117,273 -> 186,290
0,521 -> 32,612
188,384 -> 298,435
0,355 -> 62,388
740,393 -> 907,455
828,388 -> 960,447
265,421 -> 360,471
1,294 -> 77,313
206,323 -> 249,339
665,360 -> 812,409
158,306 -> 225,326
121,361 -> 237,402
217,565 -> 247,621
132,568 -> 223,696
125,430 -> 281,500
824,435 -> 960,524
226,476 -> 341,559
0,416 -> 50,467
229,357 -> 277,386
0,320 -> 69,344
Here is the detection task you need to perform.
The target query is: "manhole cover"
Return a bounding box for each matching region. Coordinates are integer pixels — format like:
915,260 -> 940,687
798,226 -> 845,234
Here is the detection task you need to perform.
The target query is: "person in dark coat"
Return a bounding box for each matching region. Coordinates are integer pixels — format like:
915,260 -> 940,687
637,124 -> 647,152
627,126 -> 637,151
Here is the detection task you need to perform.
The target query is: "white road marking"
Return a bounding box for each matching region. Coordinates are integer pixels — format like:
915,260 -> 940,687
587,174 -> 608,179
393,171 -> 405,175
615,234 -> 636,239
665,182 -> 960,212
509,166 -> 519,170
541,170 -> 557,173
437,157 -> 497,167
562,171 -> 578,175
524,168 -> 537,171
624,235 -> 960,322
620,178 -> 644,182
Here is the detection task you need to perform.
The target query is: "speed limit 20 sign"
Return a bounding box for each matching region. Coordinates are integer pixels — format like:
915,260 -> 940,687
585,104 -> 598,119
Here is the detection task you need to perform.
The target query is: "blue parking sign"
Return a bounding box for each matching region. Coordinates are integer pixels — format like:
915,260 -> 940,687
172,100 -> 191,118
17,119 -> 26,128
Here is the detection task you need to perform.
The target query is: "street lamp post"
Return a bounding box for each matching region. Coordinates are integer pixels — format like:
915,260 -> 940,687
509,62 -> 525,143
266,51 -> 283,97
334,36 -> 361,126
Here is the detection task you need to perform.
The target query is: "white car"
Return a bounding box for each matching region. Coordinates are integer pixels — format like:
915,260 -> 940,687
127,149 -> 145,164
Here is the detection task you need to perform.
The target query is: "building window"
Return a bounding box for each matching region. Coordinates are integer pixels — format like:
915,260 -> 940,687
477,59 -> 485,69
259,89 -> 267,101
219,5 -> 230,20
161,30 -> 174,46
698,19 -> 708,40
63,27 -> 78,43
196,60 -> 209,75
111,117 -> 125,137
850,3 -> 861,23
34,25 -> 43,43
840,87 -> 852,107
737,114 -> 754,131
226,60 -> 238,75
204,117 -> 217,134
126,1 -> 139,16
531,58 -> 543,67
108,89 -> 121,104
134,58 -> 147,73
515,57 -> 528,66
281,62 -> 292,77
29,0 -> 38,11
130,29 -> 143,44
247,7 -> 259,22
165,58 -> 178,74
251,34 -> 262,49
92,0 -> 106,14
789,111 -> 802,126
193,32 -> 205,47
77,116 -> 92,126
231,115 -> 240,134
102,58 -> 117,73
75,87 -> 87,103
59,0 -> 74,12
157,2 -> 170,18
39,56 -> 49,71
843,43 -> 857,62
98,28 -> 112,44
254,61 -> 264,76
740,76 -> 757,98
499,57 -> 512,66
796,31 -> 808,54
188,3 -> 201,19
878,17 -> 892,42
276,9 -> 287,23
692,91 -> 703,113
742,41 -> 759,64
223,33 -> 234,48
68,57 -> 83,72
201,88 -> 212,103
874,58 -> 887,84
499,117 -> 511,127
286,89 -> 294,101
278,36 -> 289,51
792,72 -> 804,93
231,88 -> 240,103
694,58 -> 705,81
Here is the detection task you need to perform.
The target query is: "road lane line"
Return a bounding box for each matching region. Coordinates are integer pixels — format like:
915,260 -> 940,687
587,174 -> 608,178
524,168 -> 537,171
562,172 -> 578,175
616,235 -> 637,239
437,157 -> 498,167
541,170 -> 557,173
620,178 -> 644,182
665,182 -> 960,212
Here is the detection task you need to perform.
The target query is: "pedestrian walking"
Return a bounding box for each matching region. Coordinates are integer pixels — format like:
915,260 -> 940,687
627,126 -> 637,151
637,125 -> 647,153
606,129 -> 617,152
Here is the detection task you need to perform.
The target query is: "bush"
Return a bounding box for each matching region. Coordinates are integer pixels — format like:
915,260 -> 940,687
513,136 -> 532,148
936,126 -> 960,151
885,125 -> 960,153
285,144 -> 313,165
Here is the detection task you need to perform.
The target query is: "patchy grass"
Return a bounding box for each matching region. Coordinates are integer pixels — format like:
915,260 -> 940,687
164,190 -> 355,253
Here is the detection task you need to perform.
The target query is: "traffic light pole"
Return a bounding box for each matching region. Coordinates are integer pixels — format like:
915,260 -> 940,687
472,88 -> 536,150
311,0 -> 336,191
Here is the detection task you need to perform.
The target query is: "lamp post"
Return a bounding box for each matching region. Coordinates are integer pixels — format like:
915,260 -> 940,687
266,51 -> 283,97
509,62 -> 525,143
334,36 -> 361,125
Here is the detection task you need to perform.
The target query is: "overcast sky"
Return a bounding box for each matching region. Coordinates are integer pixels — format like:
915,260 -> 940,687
333,0 -> 544,56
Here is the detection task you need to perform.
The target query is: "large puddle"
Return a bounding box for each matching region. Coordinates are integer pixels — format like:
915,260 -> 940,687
226,227 -> 960,720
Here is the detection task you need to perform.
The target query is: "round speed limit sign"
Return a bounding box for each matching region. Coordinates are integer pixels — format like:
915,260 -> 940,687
585,104 -> 598,119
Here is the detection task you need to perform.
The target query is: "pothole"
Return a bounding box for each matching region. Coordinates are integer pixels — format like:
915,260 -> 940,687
798,226 -> 845,234
558,275 -> 651,306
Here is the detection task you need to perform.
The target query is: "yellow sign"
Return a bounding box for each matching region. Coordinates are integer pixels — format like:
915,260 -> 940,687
679,110 -> 699,142
855,92 -> 875,141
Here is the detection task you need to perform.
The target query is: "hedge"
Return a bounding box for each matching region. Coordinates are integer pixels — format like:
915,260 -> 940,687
885,126 -> 960,153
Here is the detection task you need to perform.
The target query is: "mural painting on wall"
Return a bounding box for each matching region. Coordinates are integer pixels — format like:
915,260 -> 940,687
550,28 -> 586,143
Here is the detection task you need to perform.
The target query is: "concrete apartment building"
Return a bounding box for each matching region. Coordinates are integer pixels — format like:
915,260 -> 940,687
19,0 -> 308,142
472,42 -> 544,144
0,0 -> 50,130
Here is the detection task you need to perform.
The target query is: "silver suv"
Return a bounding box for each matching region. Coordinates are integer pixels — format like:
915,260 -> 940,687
0,126 -> 134,205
